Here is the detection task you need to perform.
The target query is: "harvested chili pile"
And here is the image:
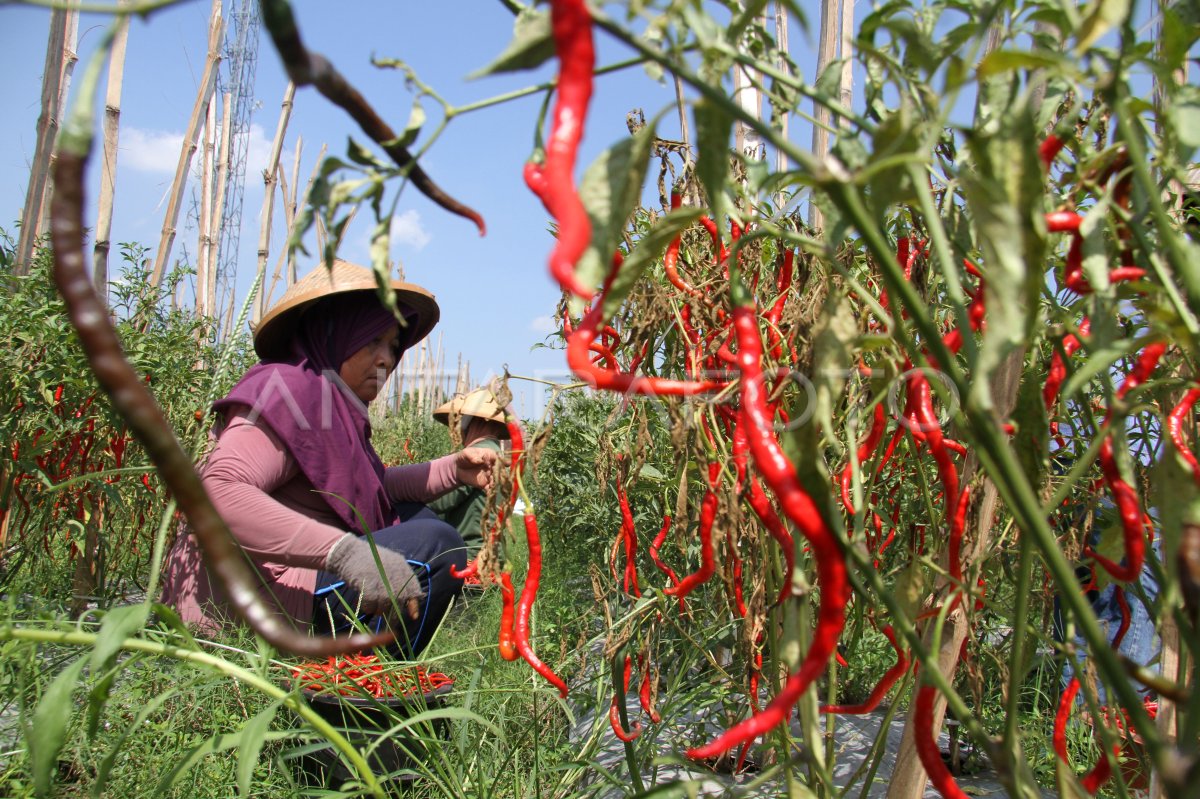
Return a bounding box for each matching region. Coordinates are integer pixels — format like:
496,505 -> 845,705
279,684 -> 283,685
292,654 -> 453,699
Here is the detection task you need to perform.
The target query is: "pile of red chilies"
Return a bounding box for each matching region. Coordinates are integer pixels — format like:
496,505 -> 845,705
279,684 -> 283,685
292,654 -> 453,699
525,0 -> 1196,788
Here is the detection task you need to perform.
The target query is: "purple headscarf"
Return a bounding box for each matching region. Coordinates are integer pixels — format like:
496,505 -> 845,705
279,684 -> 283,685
214,293 -> 410,533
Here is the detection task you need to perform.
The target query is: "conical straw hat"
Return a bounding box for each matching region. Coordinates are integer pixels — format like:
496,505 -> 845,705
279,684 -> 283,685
434,387 -> 508,425
252,260 -> 440,360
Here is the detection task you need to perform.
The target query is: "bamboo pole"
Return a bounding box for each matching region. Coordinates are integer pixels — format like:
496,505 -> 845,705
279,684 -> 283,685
37,9 -> 79,244
208,91 -> 233,326
15,9 -> 69,272
838,0 -> 854,130
93,4 -> 131,297
196,97 -> 216,317
150,1 -> 223,288
252,82 -> 296,323
261,136 -> 301,319
774,3 -> 790,180
809,0 -> 840,230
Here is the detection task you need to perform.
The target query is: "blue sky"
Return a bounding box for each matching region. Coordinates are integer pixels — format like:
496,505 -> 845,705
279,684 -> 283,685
1,1 -> 713,418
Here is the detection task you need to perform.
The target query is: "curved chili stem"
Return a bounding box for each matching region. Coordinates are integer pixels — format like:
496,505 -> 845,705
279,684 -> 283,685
50,38 -> 390,657
821,625 -> 909,715
524,0 -> 595,298
259,0 -> 485,234
687,279 -> 849,760
514,511 -> 568,696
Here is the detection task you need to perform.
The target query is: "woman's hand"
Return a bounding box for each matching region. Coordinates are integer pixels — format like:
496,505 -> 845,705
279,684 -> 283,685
325,533 -> 424,620
457,446 -> 498,489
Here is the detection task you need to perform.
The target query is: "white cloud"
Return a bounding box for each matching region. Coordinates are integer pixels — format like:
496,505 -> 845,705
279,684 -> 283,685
120,127 -> 185,174
529,315 -> 556,334
389,209 -> 432,250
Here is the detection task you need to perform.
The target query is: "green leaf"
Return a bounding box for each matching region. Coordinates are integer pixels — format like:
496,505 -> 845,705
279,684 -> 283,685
814,58 -> 845,101
693,99 -> 733,222
810,291 -> 858,446
600,207 -> 702,319
31,656 -> 87,798
1075,0 -> 1132,53
345,138 -> 389,171
90,604 -> 148,672
236,701 -> 281,795
469,8 -> 555,78
573,115 -> 660,305
1168,93 -> 1200,154
398,100 -> 427,150
977,49 -> 1078,79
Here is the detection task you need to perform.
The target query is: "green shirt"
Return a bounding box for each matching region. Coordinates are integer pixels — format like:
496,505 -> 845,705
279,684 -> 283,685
427,437 -> 502,553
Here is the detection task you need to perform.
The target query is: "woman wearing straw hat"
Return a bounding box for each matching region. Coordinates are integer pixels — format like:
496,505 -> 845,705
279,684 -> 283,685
160,260 -> 496,653
429,387 -> 512,560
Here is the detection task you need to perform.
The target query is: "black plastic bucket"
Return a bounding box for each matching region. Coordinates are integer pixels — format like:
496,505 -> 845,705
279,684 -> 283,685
294,683 -> 453,789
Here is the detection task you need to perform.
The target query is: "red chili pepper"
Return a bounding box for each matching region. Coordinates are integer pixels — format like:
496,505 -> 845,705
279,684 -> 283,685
638,654 -> 661,724
514,512 -> 568,696
524,0 -> 595,299
840,402 -> 887,515
821,626 -> 909,715
1053,678 -> 1116,794
569,255 -> 726,396
1087,343 -> 1166,582
1040,134 -> 1065,168
497,572 -> 518,661
914,683 -> 969,799
649,514 -> 686,611
744,472 -> 795,606
53,384 -> 64,406
609,654 -> 642,741
1044,319 -> 1090,410
616,481 -> 642,597
663,462 -> 719,600
687,280 -> 849,760
1168,386 -> 1200,485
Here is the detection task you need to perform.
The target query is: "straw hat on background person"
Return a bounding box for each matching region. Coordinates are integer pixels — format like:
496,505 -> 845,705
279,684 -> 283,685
433,387 -> 508,426
252,259 -> 440,360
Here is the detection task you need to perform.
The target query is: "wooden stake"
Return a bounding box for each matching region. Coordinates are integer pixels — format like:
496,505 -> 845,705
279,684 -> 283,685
93,4 -> 131,297
15,9 -> 70,272
809,0 -> 840,230
252,82 -> 296,324
150,1 -> 223,288
208,91 -> 233,326
197,97 -> 216,317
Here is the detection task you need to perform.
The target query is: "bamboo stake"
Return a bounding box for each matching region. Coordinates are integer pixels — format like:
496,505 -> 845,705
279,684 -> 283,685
93,4 -> 131,297
774,3 -> 790,180
208,91 -> 233,327
150,1 -> 223,288
261,136 -> 301,319
838,0 -> 854,130
197,97 -> 215,317
809,0 -> 840,230
15,9 -> 69,272
289,141 -> 323,286
37,9 -> 79,243
252,82 -> 296,324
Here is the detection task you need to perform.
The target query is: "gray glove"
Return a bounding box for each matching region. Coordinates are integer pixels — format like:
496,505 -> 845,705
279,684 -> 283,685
325,533 -> 424,616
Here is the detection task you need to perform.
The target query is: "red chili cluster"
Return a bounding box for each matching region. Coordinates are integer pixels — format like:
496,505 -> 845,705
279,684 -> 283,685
292,654 -> 453,699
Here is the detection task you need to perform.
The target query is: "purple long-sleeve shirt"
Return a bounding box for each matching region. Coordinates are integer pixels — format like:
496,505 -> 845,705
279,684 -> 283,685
159,409 -> 459,633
